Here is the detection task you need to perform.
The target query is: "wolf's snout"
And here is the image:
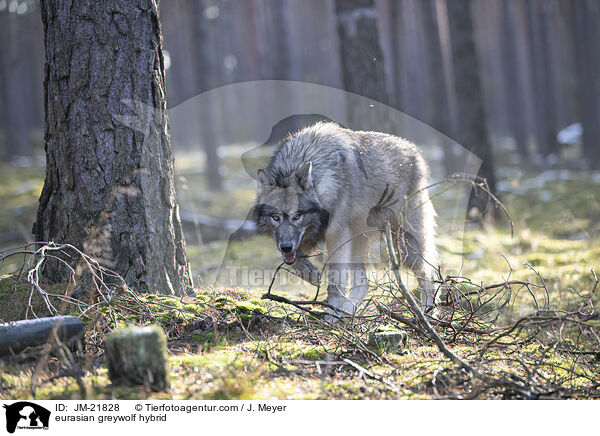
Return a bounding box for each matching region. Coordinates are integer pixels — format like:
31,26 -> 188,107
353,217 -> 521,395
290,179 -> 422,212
279,243 -> 297,264
280,243 -> 293,253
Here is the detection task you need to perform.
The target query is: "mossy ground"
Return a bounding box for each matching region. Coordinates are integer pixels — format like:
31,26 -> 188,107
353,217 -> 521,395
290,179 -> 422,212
1,279 -> 597,400
1,154 -> 599,399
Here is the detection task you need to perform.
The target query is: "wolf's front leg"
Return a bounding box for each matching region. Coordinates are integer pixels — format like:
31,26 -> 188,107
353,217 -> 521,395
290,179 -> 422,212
347,234 -> 369,312
290,252 -> 321,286
325,271 -> 353,321
324,230 -> 354,321
348,263 -> 368,312
420,274 -> 436,309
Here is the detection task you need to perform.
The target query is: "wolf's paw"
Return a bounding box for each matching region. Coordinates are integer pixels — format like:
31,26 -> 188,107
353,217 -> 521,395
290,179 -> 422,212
293,256 -> 321,287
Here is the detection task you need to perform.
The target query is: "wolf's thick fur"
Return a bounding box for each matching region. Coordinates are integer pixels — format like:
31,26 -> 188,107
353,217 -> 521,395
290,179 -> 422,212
255,122 -> 438,318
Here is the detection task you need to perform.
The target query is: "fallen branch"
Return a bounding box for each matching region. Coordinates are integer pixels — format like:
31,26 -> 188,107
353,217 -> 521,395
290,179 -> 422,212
261,292 -> 351,319
342,357 -> 399,392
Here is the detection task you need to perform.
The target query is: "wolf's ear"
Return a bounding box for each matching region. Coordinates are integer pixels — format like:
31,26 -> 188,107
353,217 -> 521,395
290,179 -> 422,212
257,169 -> 276,187
296,162 -> 313,190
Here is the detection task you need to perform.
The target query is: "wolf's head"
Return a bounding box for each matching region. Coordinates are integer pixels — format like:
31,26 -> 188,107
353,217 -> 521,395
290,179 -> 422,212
254,162 -> 329,265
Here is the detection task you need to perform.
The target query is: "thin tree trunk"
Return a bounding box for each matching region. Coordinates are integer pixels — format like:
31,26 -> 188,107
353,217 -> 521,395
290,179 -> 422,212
28,4 -> 45,139
0,9 -> 7,158
35,0 -> 192,295
334,0 -> 391,130
269,0 -> 292,80
445,0 -> 497,213
571,0 -> 600,168
401,0 -> 427,120
513,0 -> 537,152
4,10 -> 31,157
500,0 -> 529,157
387,0 -> 404,109
192,0 -> 222,191
435,0 -> 459,136
526,0 -> 559,158
421,0 -> 457,175
422,0 -> 449,133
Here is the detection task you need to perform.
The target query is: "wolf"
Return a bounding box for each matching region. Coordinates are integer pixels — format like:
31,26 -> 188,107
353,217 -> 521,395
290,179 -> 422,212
254,122 -> 438,319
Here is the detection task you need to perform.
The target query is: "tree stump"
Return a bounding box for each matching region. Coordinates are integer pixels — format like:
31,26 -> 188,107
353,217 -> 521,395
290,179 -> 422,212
105,325 -> 169,391
368,330 -> 408,353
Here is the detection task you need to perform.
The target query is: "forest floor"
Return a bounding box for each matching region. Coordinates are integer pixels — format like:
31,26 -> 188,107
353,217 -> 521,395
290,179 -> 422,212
1,147 -> 599,400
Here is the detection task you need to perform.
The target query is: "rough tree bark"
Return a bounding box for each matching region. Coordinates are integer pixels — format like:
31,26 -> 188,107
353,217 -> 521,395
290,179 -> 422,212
34,0 -> 192,295
446,0 -> 497,213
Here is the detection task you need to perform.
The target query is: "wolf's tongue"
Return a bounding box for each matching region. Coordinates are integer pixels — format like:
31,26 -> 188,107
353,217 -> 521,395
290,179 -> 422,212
283,251 -> 296,264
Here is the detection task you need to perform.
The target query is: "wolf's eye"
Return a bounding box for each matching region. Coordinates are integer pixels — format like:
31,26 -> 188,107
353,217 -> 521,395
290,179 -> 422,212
292,213 -> 302,221
271,214 -> 280,222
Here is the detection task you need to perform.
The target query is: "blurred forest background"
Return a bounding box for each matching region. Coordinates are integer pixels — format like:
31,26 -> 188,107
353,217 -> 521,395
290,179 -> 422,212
2,0 -> 599,169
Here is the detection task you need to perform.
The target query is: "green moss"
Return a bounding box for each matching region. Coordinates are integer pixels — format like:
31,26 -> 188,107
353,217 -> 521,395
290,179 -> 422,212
190,332 -> 216,343
247,340 -> 326,361
303,347 -> 325,361
184,304 -> 205,316
234,301 -> 266,315
158,297 -> 183,308
195,295 -> 211,304
0,275 -> 70,322
215,296 -> 235,306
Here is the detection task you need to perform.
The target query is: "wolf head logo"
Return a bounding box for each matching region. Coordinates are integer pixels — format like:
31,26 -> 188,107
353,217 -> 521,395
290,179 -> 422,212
254,162 -> 329,265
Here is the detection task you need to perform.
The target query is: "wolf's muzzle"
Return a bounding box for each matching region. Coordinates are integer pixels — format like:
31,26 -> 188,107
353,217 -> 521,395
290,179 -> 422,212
279,243 -> 297,264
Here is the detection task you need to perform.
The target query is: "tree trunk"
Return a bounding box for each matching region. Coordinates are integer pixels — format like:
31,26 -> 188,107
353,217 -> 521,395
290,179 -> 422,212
445,0 -> 497,213
269,0 -> 292,80
3,9 -> 32,158
571,0 -> 600,168
421,0 -> 458,175
35,0 -> 192,295
192,0 -> 222,191
526,0 -> 559,158
500,0 -> 529,157
387,0 -> 404,109
513,0 -> 538,153
422,0 -> 449,132
400,0 -> 427,120
0,9 -> 7,158
334,0 -> 391,130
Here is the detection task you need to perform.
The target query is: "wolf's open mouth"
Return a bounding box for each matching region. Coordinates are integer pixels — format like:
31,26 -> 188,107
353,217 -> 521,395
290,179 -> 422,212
282,250 -> 297,264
